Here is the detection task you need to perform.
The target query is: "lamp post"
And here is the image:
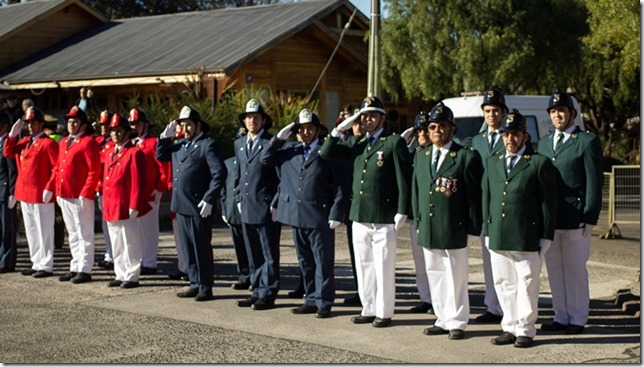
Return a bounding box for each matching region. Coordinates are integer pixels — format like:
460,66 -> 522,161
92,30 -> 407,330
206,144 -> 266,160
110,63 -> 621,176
367,0 -> 381,97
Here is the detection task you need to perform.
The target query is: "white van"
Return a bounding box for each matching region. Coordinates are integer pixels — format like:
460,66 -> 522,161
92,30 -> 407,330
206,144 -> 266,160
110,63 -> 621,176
442,94 -> 585,146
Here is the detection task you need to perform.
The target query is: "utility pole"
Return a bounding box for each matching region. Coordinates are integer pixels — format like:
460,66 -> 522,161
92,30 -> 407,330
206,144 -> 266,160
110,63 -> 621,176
367,0 -> 381,97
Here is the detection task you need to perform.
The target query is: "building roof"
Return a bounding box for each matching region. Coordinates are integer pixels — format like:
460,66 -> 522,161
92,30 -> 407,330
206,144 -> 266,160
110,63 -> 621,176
0,0 -> 367,88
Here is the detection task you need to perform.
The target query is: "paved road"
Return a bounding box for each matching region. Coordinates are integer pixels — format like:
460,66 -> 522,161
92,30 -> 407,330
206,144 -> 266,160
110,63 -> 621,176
0,222 -> 639,363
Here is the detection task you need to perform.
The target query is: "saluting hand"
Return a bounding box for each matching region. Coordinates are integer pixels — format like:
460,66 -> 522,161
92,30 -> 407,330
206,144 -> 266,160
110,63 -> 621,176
9,119 -> 24,139
276,122 -> 295,140
331,112 -> 360,138
160,120 -> 177,139
401,127 -> 415,145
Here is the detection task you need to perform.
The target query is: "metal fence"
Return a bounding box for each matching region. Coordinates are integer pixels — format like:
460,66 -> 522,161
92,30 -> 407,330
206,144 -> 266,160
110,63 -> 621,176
601,165 -> 641,239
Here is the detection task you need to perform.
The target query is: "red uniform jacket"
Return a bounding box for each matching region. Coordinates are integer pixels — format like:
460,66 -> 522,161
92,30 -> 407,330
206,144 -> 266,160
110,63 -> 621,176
135,134 -> 169,201
46,133 -> 101,199
96,135 -> 115,190
3,133 -> 58,203
101,140 -> 151,222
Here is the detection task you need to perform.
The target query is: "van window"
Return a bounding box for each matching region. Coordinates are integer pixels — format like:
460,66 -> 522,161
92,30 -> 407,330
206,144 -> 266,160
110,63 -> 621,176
525,116 -> 539,144
454,117 -> 484,141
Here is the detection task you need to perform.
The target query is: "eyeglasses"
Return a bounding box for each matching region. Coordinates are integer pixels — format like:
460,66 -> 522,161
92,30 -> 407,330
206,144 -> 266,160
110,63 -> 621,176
428,123 -> 449,131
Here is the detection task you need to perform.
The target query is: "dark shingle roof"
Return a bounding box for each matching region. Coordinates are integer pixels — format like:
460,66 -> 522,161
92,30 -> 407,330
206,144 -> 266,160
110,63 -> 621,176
0,0 -> 67,40
0,0 -> 351,84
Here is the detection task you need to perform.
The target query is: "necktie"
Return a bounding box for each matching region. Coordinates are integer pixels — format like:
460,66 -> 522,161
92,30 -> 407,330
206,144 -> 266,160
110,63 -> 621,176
303,145 -> 311,161
67,136 -> 75,148
28,137 -> 34,148
246,139 -> 253,158
112,146 -> 120,159
554,132 -> 564,152
506,155 -> 517,174
489,132 -> 497,151
431,148 -> 441,177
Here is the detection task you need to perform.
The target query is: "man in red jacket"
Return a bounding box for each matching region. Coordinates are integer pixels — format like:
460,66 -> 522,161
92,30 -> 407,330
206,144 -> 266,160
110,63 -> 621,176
101,114 -> 150,289
45,106 -> 101,284
3,107 -> 58,278
129,108 -> 168,275
95,110 -> 115,269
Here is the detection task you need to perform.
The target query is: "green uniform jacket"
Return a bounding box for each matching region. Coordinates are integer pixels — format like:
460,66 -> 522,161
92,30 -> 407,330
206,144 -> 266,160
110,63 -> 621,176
482,153 -> 557,252
319,131 -> 411,224
471,130 -> 504,171
412,142 -> 482,250
537,127 -> 603,229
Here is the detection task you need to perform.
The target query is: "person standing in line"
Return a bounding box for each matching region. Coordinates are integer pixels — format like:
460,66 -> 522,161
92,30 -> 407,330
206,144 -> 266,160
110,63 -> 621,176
411,102 -> 482,340
129,108 -> 169,275
320,95 -> 412,328
157,106 -> 226,301
167,123 -> 189,281
4,106 -> 58,278
0,111 -> 18,273
95,110 -> 116,270
101,114 -> 150,289
261,108 -> 349,318
538,90 -> 603,335
483,109 -> 557,348
233,99 -> 281,311
45,106 -> 101,284
470,88 -> 508,323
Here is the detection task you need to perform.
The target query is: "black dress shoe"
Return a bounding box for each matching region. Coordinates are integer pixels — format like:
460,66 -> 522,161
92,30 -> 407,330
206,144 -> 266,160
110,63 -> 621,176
372,317 -> 391,328
0,267 -> 15,273
32,270 -> 53,278
448,329 -> 464,340
177,289 -> 199,298
540,321 -> 568,331
168,272 -> 188,280
287,290 -> 305,299
423,326 -> 448,335
291,304 -> 317,314
231,282 -> 250,290
251,299 -> 275,310
21,269 -> 36,276
409,302 -> 433,314
59,272 -> 77,282
343,293 -> 362,306
71,272 -> 92,284
140,267 -> 157,275
97,261 -> 114,270
566,324 -> 585,334
475,311 -> 503,323
120,281 -> 139,289
491,332 -> 517,345
351,315 -> 376,324
195,290 -> 213,302
107,280 -> 122,287
514,336 -> 534,348
237,297 -> 258,307
316,309 -> 331,319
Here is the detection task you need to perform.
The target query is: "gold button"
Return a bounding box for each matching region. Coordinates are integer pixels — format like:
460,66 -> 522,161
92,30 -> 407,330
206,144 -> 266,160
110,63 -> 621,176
502,213 -> 506,218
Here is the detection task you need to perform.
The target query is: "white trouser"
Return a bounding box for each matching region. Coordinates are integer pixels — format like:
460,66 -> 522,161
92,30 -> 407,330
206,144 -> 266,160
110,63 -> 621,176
140,201 -> 160,268
172,218 -> 187,273
21,202 -> 55,272
102,219 -> 113,262
545,228 -> 590,326
489,247 -> 547,338
424,247 -> 470,330
352,221 -> 397,319
58,197 -> 95,274
108,218 -> 142,282
479,233 -> 502,316
409,222 -> 431,304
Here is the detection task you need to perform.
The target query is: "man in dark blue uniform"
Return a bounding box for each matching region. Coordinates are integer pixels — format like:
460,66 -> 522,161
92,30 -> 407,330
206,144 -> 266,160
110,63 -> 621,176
0,111 -> 17,273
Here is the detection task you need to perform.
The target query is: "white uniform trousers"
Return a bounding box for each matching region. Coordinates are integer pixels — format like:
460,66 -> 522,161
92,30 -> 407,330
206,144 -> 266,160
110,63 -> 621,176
479,233 -> 503,316
424,247 -> 469,330
409,222 -> 431,304
171,217 -> 187,273
21,202 -> 55,272
545,228 -> 590,326
140,201 -> 160,268
101,219 -> 113,263
489,246 -> 547,338
57,197 -> 95,274
108,218 -> 142,282
352,221 -> 397,319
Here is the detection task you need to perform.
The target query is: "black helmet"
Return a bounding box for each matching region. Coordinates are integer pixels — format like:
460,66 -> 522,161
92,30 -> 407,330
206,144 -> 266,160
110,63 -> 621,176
98,110 -> 114,125
239,99 -> 273,130
292,108 -> 321,133
547,89 -> 577,118
128,108 -> 149,124
24,106 -> 45,122
498,109 -> 527,133
413,110 -> 429,130
65,106 -> 89,125
359,95 -> 386,115
481,88 -> 508,112
428,101 -> 454,124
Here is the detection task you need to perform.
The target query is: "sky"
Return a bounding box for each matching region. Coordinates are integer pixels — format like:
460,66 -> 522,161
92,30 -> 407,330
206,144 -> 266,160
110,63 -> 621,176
349,0 -> 389,19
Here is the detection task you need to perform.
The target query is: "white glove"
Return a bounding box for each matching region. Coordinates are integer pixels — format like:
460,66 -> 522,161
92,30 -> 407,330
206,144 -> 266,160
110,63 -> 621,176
197,200 -> 212,218
539,238 -> 552,254
8,195 -> 16,209
270,207 -> 277,222
328,220 -> 341,229
236,202 -> 242,215
276,122 -> 295,140
401,127 -> 415,145
9,119 -> 24,139
484,236 -> 490,249
129,208 -> 139,219
97,194 -> 103,212
467,234 -> 481,248
42,189 -> 53,203
331,113 -> 360,138
581,223 -> 594,238
152,189 -> 163,204
394,213 -> 407,231
222,215 -> 228,225
160,120 -> 178,139
78,196 -> 91,210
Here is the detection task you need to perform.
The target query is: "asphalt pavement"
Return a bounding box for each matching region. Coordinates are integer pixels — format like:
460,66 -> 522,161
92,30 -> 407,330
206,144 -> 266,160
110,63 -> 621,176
0,221 -> 640,364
